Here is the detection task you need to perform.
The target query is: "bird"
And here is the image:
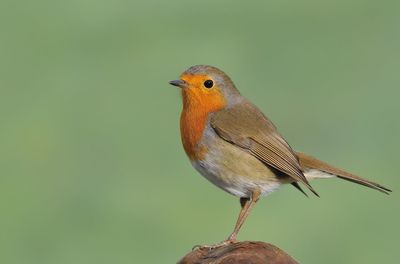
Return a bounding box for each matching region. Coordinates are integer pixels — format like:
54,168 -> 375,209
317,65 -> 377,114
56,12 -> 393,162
168,65 -> 391,248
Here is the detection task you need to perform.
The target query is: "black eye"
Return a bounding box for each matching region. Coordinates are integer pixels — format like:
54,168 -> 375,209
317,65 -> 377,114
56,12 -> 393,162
203,80 -> 214,88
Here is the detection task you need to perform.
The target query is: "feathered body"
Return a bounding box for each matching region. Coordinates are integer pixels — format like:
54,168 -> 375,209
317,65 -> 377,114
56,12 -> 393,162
177,65 -> 390,197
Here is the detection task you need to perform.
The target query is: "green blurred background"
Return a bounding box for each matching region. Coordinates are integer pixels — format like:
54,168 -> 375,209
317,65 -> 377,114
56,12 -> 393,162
1,0 -> 399,263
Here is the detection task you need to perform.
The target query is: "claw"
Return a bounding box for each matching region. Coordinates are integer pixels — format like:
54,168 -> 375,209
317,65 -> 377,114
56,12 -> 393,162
191,244 -> 202,251
192,239 -> 236,251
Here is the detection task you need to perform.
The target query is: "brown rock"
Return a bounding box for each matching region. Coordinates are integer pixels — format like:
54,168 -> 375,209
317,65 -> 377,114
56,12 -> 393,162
177,241 -> 299,264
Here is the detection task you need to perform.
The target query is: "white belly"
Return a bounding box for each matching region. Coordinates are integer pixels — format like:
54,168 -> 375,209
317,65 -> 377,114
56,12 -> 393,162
190,134 -> 287,198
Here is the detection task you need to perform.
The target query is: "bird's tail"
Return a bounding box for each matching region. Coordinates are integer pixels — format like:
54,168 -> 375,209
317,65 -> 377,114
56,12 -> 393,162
296,152 -> 392,194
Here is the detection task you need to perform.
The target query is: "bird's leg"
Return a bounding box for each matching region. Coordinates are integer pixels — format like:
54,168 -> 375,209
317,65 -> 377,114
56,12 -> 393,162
227,189 -> 261,242
225,197 -> 251,242
233,197 -> 251,235
194,189 -> 261,250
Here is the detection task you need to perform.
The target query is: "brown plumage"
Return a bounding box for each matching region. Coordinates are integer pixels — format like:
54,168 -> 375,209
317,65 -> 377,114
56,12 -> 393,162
296,152 -> 391,194
210,101 -> 319,196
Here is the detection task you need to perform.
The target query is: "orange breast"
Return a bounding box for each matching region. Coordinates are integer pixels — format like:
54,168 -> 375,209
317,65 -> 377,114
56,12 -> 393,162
180,107 -> 208,160
180,76 -> 226,160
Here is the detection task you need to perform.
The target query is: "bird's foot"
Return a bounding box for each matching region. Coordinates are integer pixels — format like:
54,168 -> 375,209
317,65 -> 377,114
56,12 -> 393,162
192,238 -> 236,251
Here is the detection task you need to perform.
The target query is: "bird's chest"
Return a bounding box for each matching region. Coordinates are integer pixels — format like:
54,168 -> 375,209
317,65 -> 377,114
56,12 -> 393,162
180,110 -> 209,160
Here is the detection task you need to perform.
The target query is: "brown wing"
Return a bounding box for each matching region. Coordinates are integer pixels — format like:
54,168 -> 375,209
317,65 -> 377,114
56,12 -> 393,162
210,100 -> 318,196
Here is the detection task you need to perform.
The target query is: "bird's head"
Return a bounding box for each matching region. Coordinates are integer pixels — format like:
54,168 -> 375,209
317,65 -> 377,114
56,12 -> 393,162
169,65 -> 241,111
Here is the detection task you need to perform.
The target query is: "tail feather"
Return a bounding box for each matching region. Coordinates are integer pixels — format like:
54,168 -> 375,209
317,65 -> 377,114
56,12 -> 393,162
296,152 -> 392,195
291,182 -> 311,197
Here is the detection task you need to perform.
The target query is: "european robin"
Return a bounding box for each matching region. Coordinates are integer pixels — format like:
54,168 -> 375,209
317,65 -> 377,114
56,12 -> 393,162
169,65 -> 391,248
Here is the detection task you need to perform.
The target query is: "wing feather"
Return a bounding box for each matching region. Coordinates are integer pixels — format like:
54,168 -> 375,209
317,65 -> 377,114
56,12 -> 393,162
211,101 -> 318,195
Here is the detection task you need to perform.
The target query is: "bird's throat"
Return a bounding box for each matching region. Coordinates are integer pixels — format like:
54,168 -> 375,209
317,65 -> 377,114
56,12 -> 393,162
180,89 -> 225,160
